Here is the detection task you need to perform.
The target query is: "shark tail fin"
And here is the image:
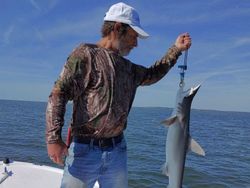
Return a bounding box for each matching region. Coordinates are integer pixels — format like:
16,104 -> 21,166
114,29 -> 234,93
161,162 -> 169,177
189,137 -> 205,156
161,115 -> 177,127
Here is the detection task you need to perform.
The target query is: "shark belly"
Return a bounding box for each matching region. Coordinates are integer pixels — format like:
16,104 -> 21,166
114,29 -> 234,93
166,123 -> 187,188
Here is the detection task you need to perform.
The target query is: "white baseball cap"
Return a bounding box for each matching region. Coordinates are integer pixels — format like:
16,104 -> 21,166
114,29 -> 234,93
104,2 -> 149,39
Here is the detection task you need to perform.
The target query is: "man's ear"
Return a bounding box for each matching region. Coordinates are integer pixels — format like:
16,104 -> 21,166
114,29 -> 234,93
113,22 -> 122,36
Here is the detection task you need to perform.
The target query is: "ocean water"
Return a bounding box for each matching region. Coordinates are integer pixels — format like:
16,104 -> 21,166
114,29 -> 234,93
0,99 -> 249,188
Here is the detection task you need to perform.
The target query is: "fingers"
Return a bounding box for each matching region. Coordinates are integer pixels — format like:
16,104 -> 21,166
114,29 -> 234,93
49,152 -> 67,166
48,145 -> 68,165
55,156 -> 65,166
176,33 -> 192,51
181,33 -> 192,48
180,32 -> 190,38
48,143 -> 68,166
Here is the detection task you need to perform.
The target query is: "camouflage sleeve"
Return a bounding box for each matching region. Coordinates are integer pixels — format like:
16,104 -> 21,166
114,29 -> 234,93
46,48 -> 90,144
136,45 -> 182,86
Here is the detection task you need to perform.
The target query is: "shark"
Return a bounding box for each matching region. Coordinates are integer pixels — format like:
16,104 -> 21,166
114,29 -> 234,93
161,84 -> 205,188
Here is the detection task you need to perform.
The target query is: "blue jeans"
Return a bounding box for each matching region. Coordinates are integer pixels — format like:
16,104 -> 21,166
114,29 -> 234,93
61,138 -> 128,188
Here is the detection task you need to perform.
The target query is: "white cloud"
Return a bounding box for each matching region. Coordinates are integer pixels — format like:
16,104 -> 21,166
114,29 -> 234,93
39,8 -> 105,40
48,0 -> 59,10
234,37 -> 250,47
29,0 -> 41,11
28,0 -> 59,13
34,28 -> 45,42
3,25 -> 15,45
42,19 -> 97,38
196,67 -> 250,81
187,34 -> 250,70
135,1 -> 250,26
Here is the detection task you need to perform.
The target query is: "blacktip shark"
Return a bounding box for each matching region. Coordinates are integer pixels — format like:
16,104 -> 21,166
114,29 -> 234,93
161,84 -> 205,188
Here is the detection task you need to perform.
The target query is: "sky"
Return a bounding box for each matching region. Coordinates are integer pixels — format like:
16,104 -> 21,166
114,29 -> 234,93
0,0 -> 250,112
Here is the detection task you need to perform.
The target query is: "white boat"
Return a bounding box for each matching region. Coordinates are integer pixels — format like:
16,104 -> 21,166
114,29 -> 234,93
0,158 -> 99,188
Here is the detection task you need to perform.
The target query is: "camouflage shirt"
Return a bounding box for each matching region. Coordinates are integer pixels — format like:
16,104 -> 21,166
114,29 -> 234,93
46,43 -> 181,144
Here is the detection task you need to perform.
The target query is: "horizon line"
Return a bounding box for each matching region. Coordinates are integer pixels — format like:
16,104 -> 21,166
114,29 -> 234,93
0,98 -> 249,113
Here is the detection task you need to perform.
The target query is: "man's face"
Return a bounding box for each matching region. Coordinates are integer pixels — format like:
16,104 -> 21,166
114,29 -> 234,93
116,27 -> 138,56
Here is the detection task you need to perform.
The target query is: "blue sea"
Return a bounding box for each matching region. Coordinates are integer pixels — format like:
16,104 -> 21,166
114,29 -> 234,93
0,99 -> 249,188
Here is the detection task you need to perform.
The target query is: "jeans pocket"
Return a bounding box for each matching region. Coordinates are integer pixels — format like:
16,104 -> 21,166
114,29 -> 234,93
70,142 -> 90,157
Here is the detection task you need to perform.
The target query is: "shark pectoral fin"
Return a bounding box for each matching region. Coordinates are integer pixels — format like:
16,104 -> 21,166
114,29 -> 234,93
189,138 -> 205,156
161,115 -> 177,126
161,162 -> 169,176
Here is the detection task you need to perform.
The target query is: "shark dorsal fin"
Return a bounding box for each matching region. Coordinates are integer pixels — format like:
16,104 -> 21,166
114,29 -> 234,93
161,115 -> 178,126
189,138 -> 205,156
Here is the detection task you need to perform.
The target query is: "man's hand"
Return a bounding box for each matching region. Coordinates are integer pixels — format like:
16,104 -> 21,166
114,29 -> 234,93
47,141 -> 68,166
175,33 -> 192,52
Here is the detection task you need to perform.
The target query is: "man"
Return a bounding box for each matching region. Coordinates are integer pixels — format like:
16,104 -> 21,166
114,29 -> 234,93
46,2 -> 191,188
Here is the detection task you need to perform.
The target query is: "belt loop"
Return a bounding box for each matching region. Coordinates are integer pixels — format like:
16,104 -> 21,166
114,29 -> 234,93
90,139 -> 94,149
98,140 -> 102,148
111,138 -> 115,148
